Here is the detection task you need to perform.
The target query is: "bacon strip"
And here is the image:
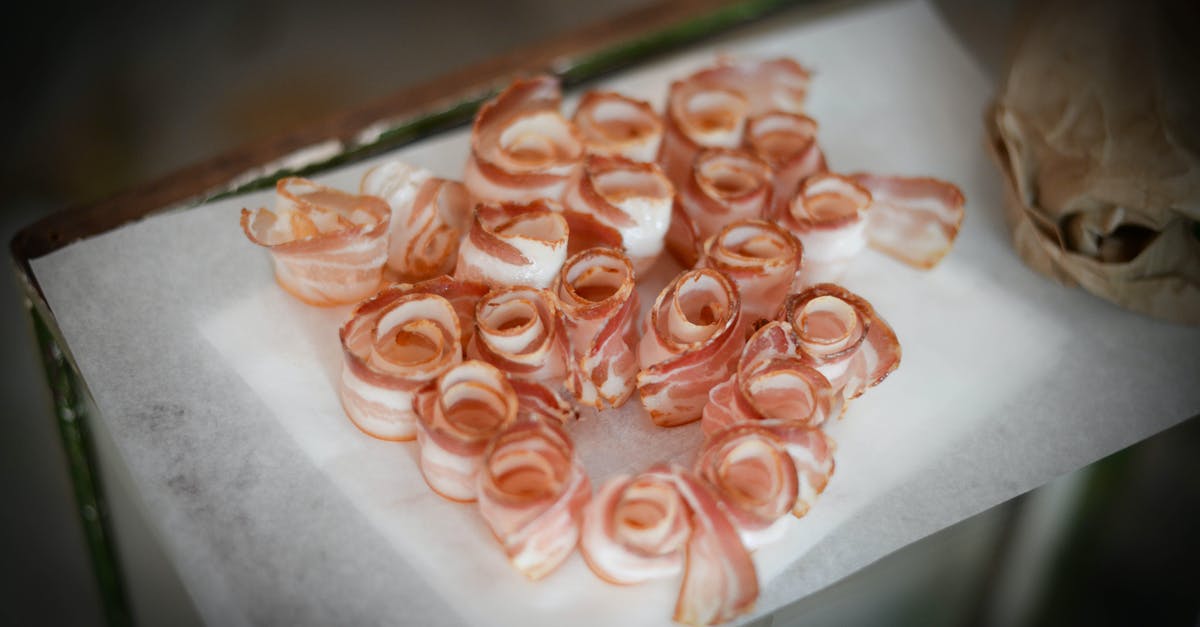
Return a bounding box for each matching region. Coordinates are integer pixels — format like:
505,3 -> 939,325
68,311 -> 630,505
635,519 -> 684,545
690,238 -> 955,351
745,112 -> 826,215
665,148 -> 773,267
561,155 -> 675,274
555,248 -> 640,409
414,361 -> 519,502
468,286 -> 568,382
572,91 -> 663,162
360,160 -> 472,281
241,177 -> 390,306
454,201 -> 569,289
464,76 -> 583,204
694,424 -> 798,548
339,285 -> 465,441
849,173 -> 966,269
477,418 -> 591,580
660,57 -> 811,186
768,422 -> 836,518
698,219 -> 803,328
780,173 -> 872,285
637,269 -> 744,427
580,464 -> 758,626
781,284 -> 901,400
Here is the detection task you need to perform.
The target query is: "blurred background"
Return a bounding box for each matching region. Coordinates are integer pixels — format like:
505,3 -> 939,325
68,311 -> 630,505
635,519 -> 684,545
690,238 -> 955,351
1,0 -> 1196,625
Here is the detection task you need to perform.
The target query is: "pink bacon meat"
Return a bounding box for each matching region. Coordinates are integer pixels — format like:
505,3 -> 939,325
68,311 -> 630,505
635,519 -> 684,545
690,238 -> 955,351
464,76 -> 583,205
665,148 -> 773,267
561,154 -> 675,275
698,219 -> 803,328
360,160 -> 473,282
555,248 -> 641,409
477,418 -> 591,580
572,91 -> 663,162
580,463 -> 758,626
468,286 -> 568,383
454,200 -> 569,289
241,177 -> 390,306
849,173 -> 966,270
781,173 -> 872,285
637,268 -> 744,427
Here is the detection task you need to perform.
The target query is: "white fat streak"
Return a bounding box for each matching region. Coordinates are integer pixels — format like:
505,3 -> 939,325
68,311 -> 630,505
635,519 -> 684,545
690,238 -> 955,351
610,195 -> 672,260
418,426 -> 481,501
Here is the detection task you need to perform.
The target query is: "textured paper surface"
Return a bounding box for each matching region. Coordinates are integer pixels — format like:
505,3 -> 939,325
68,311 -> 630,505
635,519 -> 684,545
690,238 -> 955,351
31,1 -> 1200,625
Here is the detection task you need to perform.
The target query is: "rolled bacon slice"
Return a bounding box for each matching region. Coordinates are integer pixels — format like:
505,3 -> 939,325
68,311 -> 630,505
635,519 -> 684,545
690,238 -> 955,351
340,284 -> 466,441
572,91 -> 663,162
849,173 -> 966,269
468,286 -> 568,383
665,148 -> 773,267
694,424 -> 798,548
464,76 -> 583,205
561,155 -> 675,274
700,321 -> 836,437
744,112 -> 826,215
414,360 -> 518,502
781,283 -> 901,400
660,57 -> 811,186
360,160 -> 473,281
580,463 -> 758,626
698,219 -> 803,328
637,269 -> 744,427
781,173 -> 872,285
241,177 -> 390,306
555,248 -> 640,409
455,200 -> 569,289
477,418 -> 591,580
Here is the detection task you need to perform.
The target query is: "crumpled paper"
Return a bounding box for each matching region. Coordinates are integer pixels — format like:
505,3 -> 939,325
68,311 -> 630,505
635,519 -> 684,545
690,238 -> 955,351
988,0 -> 1200,324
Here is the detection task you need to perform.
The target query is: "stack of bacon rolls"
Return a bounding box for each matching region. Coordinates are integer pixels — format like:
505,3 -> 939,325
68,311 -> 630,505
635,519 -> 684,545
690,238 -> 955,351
241,59 -> 964,626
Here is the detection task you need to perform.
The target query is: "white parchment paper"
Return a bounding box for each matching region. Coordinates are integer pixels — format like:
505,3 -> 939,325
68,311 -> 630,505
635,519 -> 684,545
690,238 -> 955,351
31,1 -> 1200,625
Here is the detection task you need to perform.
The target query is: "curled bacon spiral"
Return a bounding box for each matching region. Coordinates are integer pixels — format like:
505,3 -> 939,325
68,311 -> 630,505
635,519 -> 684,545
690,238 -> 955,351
744,112 -> 826,215
580,464 -> 758,626
555,248 -> 640,409
454,200 -> 569,289
665,148 -> 773,267
694,424 -> 798,548
241,177 -> 390,306
561,155 -> 675,274
849,173 -> 966,269
340,282 -> 471,441
464,76 -> 583,205
781,283 -> 901,400
572,91 -> 663,162
698,219 -> 803,328
781,173 -> 872,285
637,269 -> 744,427
468,286 -> 568,382
477,418 -> 591,580
414,361 -> 519,502
360,160 -> 472,281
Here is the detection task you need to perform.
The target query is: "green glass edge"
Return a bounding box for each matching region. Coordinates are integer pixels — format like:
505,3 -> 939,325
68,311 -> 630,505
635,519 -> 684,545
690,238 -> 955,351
27,292 -> 133,627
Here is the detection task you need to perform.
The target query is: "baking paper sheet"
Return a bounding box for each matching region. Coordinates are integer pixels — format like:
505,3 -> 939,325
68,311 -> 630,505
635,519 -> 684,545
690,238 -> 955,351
31,1 -> 1200,625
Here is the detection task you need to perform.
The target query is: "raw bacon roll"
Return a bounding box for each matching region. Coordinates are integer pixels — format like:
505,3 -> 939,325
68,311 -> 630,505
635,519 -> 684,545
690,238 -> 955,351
665,148 -> 773,267
464,76 -> 583,205
414,361 -> 519,502
698,219 -> 803,328
768,422 -> 836,518
241,177 -> 390,306
849,173 -> 966,269
468,286 -> 568,383
360,160 -> 472,281
694,424 -> 798,549
659,57 -> 811,186
561,155 -> 675,274
700,321 -> 836,437
744,112 -> 826,215
454,200 -> 569,289
554,248 -> 640,409
572,91 -> 663,162
637,268 -> 744,427
781,283 -> 901,400
477,418 -> 591,580
339,285 -> 465,441
781,173 -> 872,285
580,464 -> 758,626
